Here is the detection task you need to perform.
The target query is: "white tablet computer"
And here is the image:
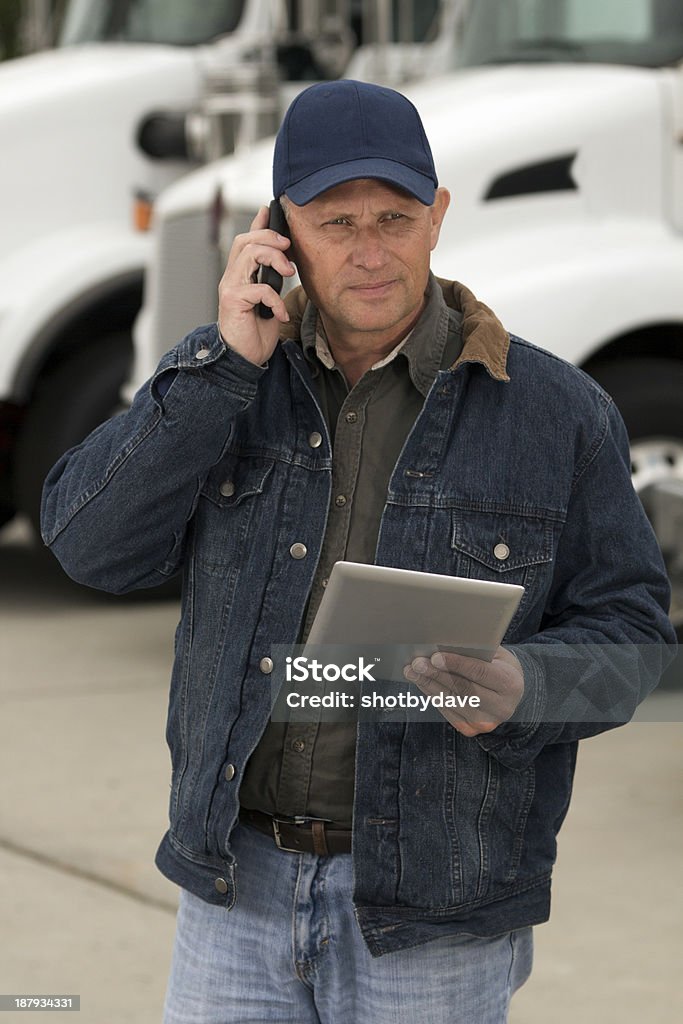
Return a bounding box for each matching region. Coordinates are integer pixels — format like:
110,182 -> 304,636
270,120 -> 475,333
305,561 -> 524,671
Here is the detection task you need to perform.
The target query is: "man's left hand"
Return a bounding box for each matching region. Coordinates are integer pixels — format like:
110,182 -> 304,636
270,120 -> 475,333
403,647 -> 524,736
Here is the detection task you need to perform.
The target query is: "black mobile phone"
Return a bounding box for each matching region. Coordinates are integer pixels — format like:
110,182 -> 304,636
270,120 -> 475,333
257,199 -> 290,319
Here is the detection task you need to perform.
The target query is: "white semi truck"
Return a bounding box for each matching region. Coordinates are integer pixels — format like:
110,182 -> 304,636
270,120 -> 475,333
133,0 -> 683,632
0,0 -> 457,530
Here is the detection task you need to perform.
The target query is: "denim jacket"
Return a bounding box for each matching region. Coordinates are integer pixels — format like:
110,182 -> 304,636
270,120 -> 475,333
41,280 -> 674,956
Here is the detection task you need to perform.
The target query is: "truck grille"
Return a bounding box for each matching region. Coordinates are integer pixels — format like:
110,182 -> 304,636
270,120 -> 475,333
150,209 -> 224,363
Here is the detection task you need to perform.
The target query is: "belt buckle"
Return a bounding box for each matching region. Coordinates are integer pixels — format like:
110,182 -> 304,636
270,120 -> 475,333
272,816 -> 305,853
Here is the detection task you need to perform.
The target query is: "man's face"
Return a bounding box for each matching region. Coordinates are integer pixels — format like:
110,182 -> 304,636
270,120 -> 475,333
284,179 -> 450,344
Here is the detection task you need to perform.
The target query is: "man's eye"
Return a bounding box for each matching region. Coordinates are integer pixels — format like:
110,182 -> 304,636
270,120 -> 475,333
385,212 -> 404,222
326,217 -> 350,226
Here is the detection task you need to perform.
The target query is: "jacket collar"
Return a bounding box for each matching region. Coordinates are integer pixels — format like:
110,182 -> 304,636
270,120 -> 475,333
435,278 -> 510,382
281,276 -> 510,383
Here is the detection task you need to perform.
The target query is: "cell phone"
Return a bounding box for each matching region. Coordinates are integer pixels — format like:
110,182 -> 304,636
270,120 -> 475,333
257,199 -> 290,320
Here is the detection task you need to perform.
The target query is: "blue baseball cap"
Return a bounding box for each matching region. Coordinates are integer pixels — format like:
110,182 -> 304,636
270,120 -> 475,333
273,80 -> 438,206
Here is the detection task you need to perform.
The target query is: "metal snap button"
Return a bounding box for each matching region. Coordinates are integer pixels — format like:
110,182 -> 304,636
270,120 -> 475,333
224,764 -> 235,781
291,739 -> 305,753
494,543 -> 510,561
259,657 -> 274,674
290,543 -> 308,559
195,348 -> 211,360
308,432 -> 323,448
345,411 -> 358,424
220,480 -> 235,497
214,877 -> 229,894
335,494 -> 347,508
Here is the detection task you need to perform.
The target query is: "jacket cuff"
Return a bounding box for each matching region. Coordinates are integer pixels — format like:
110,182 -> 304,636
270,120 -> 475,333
475,646 -> 546,760
155,324 -> 267,402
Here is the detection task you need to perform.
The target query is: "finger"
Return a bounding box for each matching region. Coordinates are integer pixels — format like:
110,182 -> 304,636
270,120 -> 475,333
403,664 -> 477,716
404,656 -> 472,691
432,651 -> 492,682
251,286 -> 291,324
405,657 -> 504,713
429,651 -> 517,695
221,283 -> 291,324
220,246 -> 295,299
228,226 -> 292,272
405,664 -> 476,705
250,205 -> 270,231
431,651 -> 524,718
402,667 -> 498,734
404,658 -> 443,685
239,243 -> 295,280
248,204 -> 292,247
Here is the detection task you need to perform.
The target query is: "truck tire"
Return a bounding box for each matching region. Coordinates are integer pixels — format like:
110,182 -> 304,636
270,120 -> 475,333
13,333 -> 132,537
588,356 -> 683,685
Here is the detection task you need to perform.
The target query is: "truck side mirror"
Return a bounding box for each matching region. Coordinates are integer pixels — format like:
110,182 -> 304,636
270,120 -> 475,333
136,112 -> 193,161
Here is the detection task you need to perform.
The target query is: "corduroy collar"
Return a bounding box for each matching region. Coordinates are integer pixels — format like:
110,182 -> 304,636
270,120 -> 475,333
281,277 -> 510,383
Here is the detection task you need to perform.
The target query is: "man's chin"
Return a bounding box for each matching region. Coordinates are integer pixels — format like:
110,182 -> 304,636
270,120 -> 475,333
336,297 -> 418,335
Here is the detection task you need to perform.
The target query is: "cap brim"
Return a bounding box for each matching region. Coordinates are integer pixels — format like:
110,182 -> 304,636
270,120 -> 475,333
284,158 -> 436,206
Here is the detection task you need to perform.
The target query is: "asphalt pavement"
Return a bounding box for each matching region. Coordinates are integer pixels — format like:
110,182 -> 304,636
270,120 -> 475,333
1,517 -> 681,1023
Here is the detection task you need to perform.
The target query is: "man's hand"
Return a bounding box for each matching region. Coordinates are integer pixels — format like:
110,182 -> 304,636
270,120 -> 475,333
403,647 -> 524,736
217,205 -> 296,366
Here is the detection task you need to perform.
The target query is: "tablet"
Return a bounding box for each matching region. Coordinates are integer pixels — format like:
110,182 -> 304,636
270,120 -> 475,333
305,561 -> 524,670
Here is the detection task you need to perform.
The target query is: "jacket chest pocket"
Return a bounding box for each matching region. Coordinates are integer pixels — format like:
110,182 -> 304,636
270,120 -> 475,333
194,456 -> 275,575
451,508 -> 557,629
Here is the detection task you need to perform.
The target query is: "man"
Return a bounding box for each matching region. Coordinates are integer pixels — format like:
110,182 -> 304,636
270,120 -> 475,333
42,81 -> 674,1023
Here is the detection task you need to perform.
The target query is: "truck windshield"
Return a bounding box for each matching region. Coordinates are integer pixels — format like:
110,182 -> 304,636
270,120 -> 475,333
455,0 -> 683,69
59,0 -> 246,47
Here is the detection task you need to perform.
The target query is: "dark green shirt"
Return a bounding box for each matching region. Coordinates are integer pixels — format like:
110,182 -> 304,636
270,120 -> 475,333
239,275 -> 463,826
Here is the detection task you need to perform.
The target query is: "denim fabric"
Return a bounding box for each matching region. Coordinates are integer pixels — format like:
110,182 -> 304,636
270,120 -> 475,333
162,823 -> 533,1024
41,310 -> 675,955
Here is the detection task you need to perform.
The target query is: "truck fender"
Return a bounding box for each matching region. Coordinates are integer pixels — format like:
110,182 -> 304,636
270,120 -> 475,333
432,219 -> 683,366
0,224 -> 151,402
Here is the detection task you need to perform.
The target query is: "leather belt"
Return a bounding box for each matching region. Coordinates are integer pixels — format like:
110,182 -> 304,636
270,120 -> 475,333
239,808 -> 352,855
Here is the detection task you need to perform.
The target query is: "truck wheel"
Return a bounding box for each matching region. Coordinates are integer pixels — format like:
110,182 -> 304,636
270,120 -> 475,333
588,357 -> 683,685
13,333 -> 132,537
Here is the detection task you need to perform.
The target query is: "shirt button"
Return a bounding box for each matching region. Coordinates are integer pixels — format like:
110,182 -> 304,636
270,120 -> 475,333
195,348 -> 211,360
259,657 -> 274,674
224,764 -> 235,781
308,432 -> 323,448
335,494 -> 347,508
219,480 -> 235,497
494,543 -> 510,561
291,739 -> 306,753
321,577 -> 329,588
215,877 -> 229,894
345,411 -> 358,424
290,542 -> 308,559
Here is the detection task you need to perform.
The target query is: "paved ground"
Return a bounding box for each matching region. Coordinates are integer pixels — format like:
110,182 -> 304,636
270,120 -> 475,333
1,518 -> 681,1023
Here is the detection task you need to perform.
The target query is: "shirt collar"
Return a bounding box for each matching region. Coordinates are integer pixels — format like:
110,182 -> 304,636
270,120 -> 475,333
300,274 -> 455,398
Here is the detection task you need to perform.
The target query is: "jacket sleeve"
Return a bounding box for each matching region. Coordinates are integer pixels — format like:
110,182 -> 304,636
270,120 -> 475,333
41,324 -> 266,594
477,397 -> 677,770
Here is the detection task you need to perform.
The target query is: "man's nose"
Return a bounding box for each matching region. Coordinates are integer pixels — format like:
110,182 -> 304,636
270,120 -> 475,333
352,228 -> 389,270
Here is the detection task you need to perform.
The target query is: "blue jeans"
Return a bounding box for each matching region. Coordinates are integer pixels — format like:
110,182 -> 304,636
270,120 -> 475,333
162,823 -> 533,1023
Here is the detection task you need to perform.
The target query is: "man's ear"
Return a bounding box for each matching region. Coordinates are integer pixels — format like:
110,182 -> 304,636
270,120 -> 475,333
430,188 -> 451,250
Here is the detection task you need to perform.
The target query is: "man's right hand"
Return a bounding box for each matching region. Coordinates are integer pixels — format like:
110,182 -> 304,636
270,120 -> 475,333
217,205 -> 296,366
